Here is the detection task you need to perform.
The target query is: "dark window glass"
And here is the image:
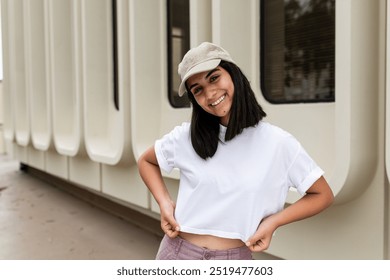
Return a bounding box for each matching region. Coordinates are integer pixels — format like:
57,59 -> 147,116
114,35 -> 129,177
261,0 -> 335,103
112,0 -> 119,110
167,0 -> 190,108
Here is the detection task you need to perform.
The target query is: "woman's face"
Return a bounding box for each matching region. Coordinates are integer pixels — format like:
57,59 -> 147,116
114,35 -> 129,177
186,66 -> 234,126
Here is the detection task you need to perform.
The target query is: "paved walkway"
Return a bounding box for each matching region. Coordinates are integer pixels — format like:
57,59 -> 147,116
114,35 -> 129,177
0,154 -> 161,260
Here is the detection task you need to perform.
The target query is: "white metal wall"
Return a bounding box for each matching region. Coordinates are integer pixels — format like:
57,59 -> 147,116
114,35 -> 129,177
1,0 -> 149,208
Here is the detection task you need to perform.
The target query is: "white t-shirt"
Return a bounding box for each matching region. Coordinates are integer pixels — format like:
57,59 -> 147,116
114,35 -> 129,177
154,121 -> 324,241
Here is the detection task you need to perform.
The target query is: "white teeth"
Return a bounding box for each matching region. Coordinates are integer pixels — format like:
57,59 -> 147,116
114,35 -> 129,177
211,94 -> 226,107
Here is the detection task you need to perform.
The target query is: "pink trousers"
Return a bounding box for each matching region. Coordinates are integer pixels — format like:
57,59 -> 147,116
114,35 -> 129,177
156,235 -> 253,260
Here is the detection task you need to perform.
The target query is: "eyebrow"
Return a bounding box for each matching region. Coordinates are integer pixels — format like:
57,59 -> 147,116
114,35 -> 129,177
188,68 -> 221,91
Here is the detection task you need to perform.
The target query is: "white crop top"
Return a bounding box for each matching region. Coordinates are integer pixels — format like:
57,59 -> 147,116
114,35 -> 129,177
154,121 -> 324,242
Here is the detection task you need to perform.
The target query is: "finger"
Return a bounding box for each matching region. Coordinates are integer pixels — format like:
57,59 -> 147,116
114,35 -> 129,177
246,239 -> 269,252
164,226 -> 180,238
245,235 -> 260,247
161,221 -> 180,237
165,215 -> 180,232
168,229 -> 180,238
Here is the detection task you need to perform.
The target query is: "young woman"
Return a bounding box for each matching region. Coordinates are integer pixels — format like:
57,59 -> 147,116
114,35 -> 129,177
138,42 -> 334,260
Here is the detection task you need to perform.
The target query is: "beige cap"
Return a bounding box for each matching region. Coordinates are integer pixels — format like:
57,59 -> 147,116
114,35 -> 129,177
177,42 -> 235,96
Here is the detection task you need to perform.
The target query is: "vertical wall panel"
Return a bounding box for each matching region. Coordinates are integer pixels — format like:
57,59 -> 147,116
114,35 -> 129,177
1,0 -> 14,149
101,0 -> 147,207
82,0 -> 129,165
48,0 -> 82,157
189,0 -> 212,45
60,0 -> 101,191
24,0 -> 51,152
9,0 -> 29,147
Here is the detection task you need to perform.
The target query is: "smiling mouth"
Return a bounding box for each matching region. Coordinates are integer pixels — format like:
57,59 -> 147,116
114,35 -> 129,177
210,94 -> 226,107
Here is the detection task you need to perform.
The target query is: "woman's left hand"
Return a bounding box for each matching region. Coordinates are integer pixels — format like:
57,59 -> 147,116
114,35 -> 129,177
245,176 -> 334,253
245,216 -> 276,252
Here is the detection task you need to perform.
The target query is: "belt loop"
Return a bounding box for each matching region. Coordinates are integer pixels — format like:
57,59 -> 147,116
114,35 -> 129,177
175,237 -> 183,254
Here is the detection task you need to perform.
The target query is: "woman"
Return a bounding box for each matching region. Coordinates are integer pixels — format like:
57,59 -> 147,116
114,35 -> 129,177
138,42 -> 334,260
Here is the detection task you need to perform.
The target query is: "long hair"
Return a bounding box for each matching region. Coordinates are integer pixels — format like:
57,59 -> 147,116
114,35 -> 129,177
186,60 -> 266,159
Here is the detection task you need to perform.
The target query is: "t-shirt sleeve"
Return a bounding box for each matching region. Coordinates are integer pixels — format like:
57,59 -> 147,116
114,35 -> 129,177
154,124 -> 188,173
286,139 -> 324,195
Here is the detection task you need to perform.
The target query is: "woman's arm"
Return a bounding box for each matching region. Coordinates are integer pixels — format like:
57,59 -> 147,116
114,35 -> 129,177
246,176 -> 334,252
137,146 -> 180,238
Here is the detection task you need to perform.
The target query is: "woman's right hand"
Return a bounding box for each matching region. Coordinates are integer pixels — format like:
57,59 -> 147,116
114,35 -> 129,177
160,200 -> 180,238
138,146 -> 180,238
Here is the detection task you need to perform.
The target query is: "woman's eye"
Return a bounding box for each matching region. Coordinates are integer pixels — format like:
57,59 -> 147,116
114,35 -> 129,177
192,87 -> 202,95
210,75 -> 219,82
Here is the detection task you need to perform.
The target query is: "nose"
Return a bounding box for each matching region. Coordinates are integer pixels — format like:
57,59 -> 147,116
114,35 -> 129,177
204,85 -> 217,100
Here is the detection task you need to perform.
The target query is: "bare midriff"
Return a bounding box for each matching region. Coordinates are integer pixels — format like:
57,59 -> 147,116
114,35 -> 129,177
179,232 -> 245,250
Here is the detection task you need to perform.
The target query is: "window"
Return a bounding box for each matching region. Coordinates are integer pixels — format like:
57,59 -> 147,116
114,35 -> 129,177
112,0 -> 119,110
167,0 -> 190,108
261,0 -> 335,103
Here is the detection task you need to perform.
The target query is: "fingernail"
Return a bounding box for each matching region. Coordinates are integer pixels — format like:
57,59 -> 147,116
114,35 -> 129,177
175,226 -> 180,231
245,242 -> 251,247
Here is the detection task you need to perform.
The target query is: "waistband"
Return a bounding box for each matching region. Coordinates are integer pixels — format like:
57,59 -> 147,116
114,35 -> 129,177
163,235 -> 252,260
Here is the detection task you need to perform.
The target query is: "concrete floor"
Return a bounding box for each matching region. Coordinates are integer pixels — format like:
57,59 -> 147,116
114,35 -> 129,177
0,154 -> 161,260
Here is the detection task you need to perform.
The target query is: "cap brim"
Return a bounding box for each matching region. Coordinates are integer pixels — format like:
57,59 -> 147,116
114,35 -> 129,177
178,59 -> 221,97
